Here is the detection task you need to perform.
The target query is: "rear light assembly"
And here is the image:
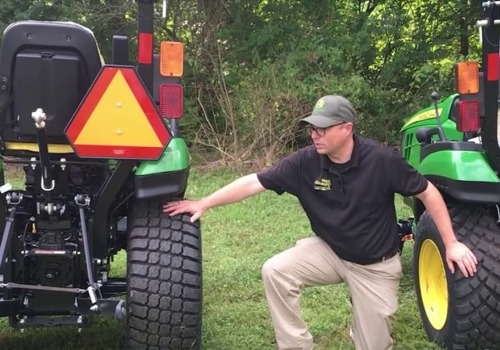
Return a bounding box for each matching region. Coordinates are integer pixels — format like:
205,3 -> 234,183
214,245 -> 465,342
457,100 -> 480,132
454,61 -> 482,133
158,41 -> 184,119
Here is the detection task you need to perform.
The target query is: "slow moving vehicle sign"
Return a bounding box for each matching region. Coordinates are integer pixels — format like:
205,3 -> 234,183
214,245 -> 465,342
65,65 -> 171,159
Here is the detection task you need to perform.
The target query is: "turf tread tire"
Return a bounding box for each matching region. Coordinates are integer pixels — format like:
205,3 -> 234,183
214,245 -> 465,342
415,204 -> 500,350
126,200 -> 202,350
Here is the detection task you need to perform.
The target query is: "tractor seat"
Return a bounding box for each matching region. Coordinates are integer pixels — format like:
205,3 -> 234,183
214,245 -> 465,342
0,21 -> 103,156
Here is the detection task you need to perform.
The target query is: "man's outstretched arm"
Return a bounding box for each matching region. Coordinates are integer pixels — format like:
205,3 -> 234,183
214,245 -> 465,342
163,173 -> 266,222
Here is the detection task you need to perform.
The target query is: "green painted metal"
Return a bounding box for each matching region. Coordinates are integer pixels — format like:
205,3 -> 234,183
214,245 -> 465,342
402,120 -> 465,169
401,94 -> 456,131
418,150 -> 500,183
400,93 -> 500,225
400,94 -> 465,169
135,138 -> 190,175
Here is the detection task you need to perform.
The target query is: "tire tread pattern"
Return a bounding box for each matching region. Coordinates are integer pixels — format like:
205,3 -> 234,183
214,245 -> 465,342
126,200 -> 202,350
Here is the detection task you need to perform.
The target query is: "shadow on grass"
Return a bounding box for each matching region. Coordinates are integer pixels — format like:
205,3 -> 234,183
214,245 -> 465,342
0,317 -> 124,350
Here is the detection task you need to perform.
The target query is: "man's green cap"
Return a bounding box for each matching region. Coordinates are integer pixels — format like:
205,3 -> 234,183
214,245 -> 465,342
301,95 -> 356,128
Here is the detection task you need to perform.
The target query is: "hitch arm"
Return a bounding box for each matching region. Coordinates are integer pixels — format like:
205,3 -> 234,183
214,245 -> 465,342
0,192 -> 22,273
76,195 -> 101,312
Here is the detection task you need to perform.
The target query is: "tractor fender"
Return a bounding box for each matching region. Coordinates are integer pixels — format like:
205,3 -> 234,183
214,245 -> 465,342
134,137 -> 190,200
418,141 -> 500,203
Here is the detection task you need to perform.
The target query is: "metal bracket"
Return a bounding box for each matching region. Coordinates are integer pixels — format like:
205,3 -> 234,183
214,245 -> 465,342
6,192 -> 22,205
41,177 -> 55,192
74,194 -> 91,207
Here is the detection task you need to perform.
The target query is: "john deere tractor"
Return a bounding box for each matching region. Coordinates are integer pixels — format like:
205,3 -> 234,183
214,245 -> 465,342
0,1 -> 201,349
400,2 -> 500,349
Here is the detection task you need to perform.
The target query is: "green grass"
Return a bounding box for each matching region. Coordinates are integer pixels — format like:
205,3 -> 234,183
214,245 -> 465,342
0,167 -> 442,349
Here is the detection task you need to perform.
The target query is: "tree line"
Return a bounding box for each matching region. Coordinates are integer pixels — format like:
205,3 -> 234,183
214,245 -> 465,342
0,0 -> 483,164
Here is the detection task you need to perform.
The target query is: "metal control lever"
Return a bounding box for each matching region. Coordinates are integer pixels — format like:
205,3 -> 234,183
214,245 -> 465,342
32,108 -> 55,192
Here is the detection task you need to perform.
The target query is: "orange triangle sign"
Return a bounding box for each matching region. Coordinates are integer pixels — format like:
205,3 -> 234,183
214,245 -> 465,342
65,66 -> 171,159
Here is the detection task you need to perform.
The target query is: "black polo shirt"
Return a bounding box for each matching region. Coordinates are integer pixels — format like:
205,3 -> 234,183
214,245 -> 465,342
256,134 -> 428,265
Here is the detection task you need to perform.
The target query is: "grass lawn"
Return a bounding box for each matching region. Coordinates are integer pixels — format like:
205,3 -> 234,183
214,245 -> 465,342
0,167 -> 442,350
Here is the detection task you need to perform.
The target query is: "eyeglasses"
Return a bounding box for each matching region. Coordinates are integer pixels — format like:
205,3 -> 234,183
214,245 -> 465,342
305,122 -> 346,136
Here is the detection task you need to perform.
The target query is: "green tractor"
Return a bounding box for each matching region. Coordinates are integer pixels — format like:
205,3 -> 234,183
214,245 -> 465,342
400,2 -> 500,349
0,1 -> 201,349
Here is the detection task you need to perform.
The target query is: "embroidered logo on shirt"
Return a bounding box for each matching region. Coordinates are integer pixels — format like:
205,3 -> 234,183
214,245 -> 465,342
314,178 -> 331,191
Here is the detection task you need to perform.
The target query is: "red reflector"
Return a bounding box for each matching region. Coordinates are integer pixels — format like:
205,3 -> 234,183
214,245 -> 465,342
138,33 -> 153,64
487,53 -> 499,81
160,84 -> 183,118
457,100 -> 480,132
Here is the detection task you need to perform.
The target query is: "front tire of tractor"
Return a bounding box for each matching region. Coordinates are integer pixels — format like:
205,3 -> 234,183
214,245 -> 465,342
414,204 -> 500,350
126,200 -> 202,350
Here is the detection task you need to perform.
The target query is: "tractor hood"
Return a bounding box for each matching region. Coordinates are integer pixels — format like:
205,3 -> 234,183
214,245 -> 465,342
400,94 -> 457,133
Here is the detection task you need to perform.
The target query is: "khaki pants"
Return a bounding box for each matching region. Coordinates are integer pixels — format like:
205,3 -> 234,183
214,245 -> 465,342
262,236 -> 402,350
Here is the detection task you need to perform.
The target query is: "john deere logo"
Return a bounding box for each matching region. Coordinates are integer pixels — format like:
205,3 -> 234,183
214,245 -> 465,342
314,178 -> 331,191
314,99 -> 325,112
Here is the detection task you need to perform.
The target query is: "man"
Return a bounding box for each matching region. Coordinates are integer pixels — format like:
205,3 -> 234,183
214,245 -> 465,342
163,95 -> 478,350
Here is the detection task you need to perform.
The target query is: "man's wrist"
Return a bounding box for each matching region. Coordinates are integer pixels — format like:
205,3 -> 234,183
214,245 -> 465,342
200,197 -> 211,211
443,237 -> 459,248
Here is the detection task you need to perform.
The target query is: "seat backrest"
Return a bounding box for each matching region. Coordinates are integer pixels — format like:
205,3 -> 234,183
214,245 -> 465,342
0,21 -> 102,148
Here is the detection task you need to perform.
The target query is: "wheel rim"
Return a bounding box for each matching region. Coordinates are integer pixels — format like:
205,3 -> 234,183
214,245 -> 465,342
419,239 -> 448,330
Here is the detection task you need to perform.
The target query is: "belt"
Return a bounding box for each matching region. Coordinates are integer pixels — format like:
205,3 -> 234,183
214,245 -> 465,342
344,250 -> 399,265
380,250 -> 398,262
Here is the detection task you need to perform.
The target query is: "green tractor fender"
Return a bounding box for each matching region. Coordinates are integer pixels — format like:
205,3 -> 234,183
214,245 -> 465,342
418,141 -> 500,203
134,137 -> 190,199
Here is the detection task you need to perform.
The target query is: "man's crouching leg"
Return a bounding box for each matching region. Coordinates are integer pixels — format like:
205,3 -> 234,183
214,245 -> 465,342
261,237 -> 344,350
347,254 -> 403,350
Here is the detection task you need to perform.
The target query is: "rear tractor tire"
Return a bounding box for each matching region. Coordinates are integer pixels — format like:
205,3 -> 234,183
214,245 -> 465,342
126,200 -> 202,350
414,204 -> 500,350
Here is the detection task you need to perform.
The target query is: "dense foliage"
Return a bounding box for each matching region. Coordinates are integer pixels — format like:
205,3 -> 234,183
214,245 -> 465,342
0,0 -> 483,163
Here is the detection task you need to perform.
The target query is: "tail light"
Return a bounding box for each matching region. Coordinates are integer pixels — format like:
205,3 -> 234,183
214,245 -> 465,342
137,33 -> 153,64
487,52 -> 499,82
159,41 -> 184,119
160,84 -> 183,118
457,100 -> 480,132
